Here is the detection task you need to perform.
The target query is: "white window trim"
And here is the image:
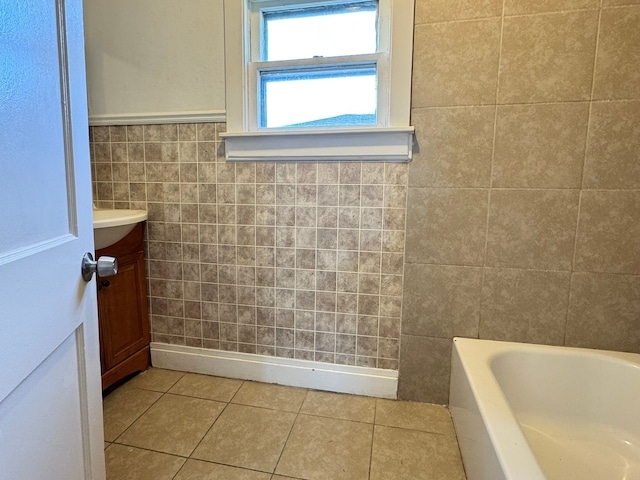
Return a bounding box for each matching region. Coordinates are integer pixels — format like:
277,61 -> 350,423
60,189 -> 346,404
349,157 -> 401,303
222,0 -> 415,162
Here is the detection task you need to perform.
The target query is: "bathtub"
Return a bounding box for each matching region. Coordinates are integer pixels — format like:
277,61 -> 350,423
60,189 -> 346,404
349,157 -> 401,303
449,337 -> 640,480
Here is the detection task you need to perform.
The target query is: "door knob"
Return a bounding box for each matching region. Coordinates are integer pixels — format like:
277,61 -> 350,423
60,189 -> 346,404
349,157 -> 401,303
82,252 -> 118,282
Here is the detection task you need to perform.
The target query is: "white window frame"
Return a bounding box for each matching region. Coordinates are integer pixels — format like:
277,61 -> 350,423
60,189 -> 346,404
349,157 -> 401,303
222,0 -> 415,162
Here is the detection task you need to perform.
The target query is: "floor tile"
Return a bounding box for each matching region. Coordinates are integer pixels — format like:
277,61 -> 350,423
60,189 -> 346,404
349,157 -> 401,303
174,459 -> 271,480
231,381 -> 307,412
193,403 -> 296,472
375,399 -> 455,435
168,373 -> 244,402
300,390 -> 376,423
117,393 -> 226,456
103,370 -> 467,480
125,368 -> 186,392
103,387 -> 162,442
275,414 -> 373,480
105,443 -> 185,480
369,425 -> 466,480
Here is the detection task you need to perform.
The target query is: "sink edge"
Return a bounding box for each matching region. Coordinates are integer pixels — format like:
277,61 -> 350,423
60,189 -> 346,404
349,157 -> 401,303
93,208 -> 148,229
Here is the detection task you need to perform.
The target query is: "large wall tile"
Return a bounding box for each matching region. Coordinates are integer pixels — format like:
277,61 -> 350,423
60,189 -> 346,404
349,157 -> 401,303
403,264 -> 482,338
406,188 -> 488,266
584,100 -> 640,189
492,103 -> 589,188
486,190 -> 579,270
593,6 -> 640,100
574,191 -> 640,274
410,107 -> 495,188
412,19 -> 501,107
415,0 -> 502,25
397,335 -> 452,404
504,0 -> 598,15
565,273 -> 640,352
479,268 -> 571,345
498,11 -> 598,103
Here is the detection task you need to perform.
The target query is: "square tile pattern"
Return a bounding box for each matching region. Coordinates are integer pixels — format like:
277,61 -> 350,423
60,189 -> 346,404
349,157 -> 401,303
104,369 -> 466,480
90,124 -> 406,371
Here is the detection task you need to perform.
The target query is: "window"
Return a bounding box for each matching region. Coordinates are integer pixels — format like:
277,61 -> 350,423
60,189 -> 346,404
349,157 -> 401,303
222,0 -> 415,162
255,1 -> 378,129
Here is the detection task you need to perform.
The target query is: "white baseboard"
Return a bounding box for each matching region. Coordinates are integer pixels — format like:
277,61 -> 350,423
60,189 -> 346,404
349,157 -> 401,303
150,343 -> 398,399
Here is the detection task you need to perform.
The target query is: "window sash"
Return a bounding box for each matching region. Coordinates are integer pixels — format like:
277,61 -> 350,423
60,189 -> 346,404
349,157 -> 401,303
248,0 -> 388,131
248,54 -> 388,131
260,1 -> 379,61
249,0 -> 385,61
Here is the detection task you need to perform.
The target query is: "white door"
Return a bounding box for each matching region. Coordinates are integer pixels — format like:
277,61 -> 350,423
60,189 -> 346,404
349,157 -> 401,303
0,1 -> 105,479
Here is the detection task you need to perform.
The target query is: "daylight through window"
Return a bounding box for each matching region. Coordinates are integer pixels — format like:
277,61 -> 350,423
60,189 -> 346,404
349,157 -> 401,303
252,0 -> 381,129
222,0 -> 415,162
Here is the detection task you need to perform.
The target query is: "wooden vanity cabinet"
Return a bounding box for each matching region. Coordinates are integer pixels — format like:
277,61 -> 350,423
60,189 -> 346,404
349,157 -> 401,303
96,223 -> 150,390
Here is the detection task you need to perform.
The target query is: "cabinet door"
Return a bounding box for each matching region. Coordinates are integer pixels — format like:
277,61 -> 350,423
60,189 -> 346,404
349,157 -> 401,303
98,248 -> 149,372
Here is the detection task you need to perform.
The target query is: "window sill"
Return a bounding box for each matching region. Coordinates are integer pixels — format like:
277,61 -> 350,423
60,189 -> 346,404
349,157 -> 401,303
220,127 -> 414,163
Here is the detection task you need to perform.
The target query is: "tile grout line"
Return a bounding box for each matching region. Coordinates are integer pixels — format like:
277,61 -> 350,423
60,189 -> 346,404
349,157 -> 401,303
372,422 -> 453,438
178,126 -> 186,345
169,378 -> 247,477
186,124 -> 202,347
376,164 -> 386,370
367,397 -> 379,479
108,385 -> 167,445
270,388 -> 308,477
107,372 -> 467,479
477,0 -> 507,341
182,397 -> 232,466
564,4 -> 604,346
312,163 -> 322,364
414,6 -> 603,29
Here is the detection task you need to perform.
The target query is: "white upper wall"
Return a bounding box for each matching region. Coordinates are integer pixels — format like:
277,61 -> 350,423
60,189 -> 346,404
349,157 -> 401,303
83,0 -> 226,125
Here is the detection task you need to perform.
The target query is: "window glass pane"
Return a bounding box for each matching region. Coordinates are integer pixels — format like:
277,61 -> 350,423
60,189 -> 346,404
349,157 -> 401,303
260,67 -> 377,128
263,2 -> 377,61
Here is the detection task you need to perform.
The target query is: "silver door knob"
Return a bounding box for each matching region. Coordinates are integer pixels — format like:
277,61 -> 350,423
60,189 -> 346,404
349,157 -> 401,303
81,252 -> 118,282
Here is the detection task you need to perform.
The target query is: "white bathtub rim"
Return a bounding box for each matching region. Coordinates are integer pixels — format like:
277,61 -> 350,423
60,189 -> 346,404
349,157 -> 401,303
452,338 -> 546,480
452,337 -> 640,480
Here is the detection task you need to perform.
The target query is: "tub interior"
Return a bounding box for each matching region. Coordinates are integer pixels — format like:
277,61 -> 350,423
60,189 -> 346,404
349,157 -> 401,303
490,349 -> 640,480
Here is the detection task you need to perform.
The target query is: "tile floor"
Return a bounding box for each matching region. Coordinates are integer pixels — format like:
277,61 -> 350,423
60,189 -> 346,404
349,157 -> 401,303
103,368 -> 467,480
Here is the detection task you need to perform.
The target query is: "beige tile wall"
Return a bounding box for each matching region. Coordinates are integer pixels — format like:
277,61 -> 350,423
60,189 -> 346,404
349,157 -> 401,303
89,0 -> 639,403
401,1 -> 640,403
90,124 -> 407,370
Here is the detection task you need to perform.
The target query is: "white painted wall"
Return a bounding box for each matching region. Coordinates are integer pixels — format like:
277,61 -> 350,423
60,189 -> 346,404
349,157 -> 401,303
83,0 -> 226,125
